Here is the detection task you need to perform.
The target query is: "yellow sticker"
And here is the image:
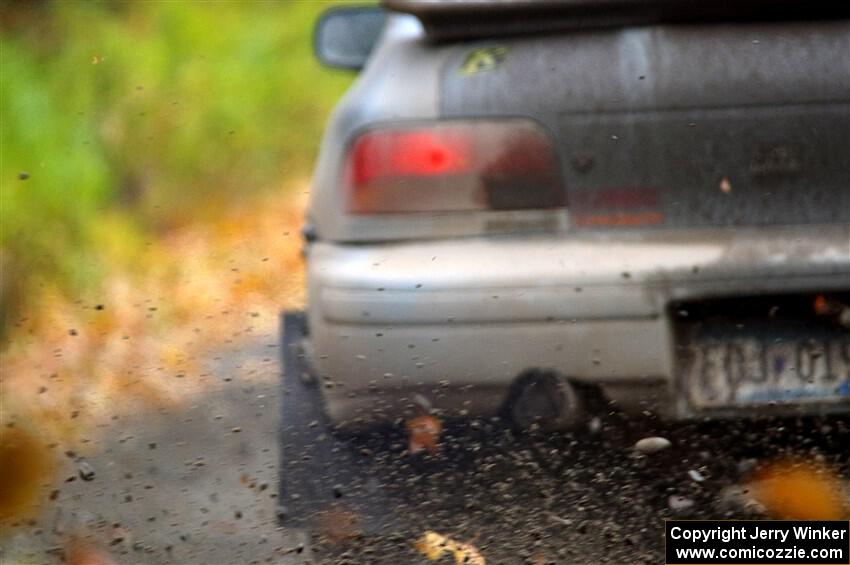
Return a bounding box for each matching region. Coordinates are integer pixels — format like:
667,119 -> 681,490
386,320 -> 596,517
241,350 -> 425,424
459,46 -> 508,75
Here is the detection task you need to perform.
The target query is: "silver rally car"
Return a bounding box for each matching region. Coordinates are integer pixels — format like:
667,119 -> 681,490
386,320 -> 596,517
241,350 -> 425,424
290,0 -> 850,437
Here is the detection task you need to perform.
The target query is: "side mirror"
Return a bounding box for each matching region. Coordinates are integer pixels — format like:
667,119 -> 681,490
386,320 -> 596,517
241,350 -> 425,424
314,6 -> 388,71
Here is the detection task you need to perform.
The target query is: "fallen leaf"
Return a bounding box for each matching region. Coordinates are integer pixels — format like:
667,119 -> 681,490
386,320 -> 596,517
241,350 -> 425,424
414,530 -> 485,565
406,415 -> 442,455
65,537 -> 117,565
749,459 -> 848,520
317,504 -> 362,544
0,423 -> 54,524
529,552 -> 553,565
209,521 -> 239,535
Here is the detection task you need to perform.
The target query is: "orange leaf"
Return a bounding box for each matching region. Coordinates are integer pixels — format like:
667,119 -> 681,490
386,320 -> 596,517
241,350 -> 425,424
750,459 -> 848,520
406,415 -> 442,455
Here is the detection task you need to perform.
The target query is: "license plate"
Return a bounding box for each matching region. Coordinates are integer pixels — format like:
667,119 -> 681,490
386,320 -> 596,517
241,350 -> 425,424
683,333 -> 850,409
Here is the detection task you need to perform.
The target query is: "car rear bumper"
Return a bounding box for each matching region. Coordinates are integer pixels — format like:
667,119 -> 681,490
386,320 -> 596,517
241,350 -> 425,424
305,224 -> 850,426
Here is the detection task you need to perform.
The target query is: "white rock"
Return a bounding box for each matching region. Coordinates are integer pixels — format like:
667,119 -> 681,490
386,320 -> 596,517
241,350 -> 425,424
668,495 -> 695,512
634,436 -> 672,454
737,458 -> 758,475
715,484 -> 766,515
688,469 -> 706,482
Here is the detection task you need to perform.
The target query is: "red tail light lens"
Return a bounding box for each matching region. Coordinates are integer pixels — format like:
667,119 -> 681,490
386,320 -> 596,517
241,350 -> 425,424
344,120 -> 565,214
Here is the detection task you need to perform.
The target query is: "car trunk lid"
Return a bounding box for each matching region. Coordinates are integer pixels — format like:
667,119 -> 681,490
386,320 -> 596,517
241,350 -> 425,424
439,20 -> 850,229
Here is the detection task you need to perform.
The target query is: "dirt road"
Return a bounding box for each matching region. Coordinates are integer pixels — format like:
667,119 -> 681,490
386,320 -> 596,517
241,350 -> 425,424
4,335 -> 848,564
2,339 -> 305,565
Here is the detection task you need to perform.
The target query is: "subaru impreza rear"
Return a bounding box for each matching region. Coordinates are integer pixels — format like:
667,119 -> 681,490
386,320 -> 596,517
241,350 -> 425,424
298,1 -> 850,431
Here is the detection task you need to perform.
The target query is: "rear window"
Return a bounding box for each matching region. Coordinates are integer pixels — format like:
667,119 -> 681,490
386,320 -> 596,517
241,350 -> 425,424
385,0 -> 850,40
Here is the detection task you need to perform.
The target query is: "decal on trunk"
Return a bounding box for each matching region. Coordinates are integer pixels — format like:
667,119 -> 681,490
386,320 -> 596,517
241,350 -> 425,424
459,46 -> 507,75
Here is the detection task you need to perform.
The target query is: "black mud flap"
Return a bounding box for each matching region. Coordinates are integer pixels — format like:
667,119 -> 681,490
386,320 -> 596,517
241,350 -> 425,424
278,311 -> 403,536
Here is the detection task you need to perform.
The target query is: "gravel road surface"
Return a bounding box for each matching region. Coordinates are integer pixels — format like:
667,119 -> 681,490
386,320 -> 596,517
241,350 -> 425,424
4,338 -> 847,565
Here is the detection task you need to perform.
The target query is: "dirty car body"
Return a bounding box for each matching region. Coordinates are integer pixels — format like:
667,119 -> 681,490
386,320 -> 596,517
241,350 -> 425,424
299,1 -> 850,432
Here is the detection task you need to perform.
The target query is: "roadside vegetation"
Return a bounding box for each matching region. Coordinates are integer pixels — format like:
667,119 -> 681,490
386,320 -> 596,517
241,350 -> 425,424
1,0 -> 354,478
1,1 -> 352,340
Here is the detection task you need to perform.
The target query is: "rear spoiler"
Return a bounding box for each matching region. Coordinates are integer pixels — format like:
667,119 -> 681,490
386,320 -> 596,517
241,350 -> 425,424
384,0 -> 850,41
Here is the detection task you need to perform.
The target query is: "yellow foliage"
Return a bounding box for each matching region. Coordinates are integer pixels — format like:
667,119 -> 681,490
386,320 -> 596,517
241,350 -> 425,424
1,187 -> 308,472
415,531 -> 486,565
750,459 -> 849,520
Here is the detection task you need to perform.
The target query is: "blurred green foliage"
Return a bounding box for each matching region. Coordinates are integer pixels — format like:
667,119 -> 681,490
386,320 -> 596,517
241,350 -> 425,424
0,1 -> 353,334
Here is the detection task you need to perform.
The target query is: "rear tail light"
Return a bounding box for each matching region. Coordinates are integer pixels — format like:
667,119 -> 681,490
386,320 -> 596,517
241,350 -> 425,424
343,120 -> 565,214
